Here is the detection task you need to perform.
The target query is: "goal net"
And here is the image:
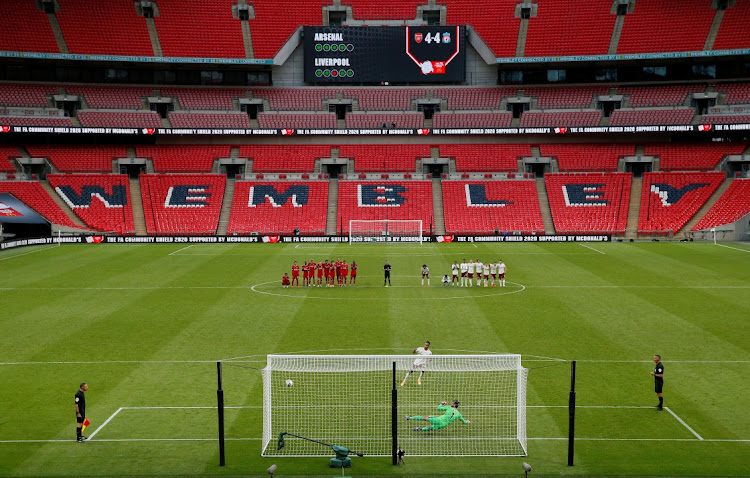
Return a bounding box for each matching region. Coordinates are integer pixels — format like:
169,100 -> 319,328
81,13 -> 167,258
261,354 -> 527,457
348,219 -> 423,244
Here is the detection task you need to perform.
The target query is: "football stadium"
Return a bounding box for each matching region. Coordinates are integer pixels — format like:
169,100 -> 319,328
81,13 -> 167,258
0,1 -> 749,476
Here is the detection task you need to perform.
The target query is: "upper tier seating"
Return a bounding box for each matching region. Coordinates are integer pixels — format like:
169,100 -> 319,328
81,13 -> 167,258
346,112 -> 424,129
442,180 -> 544,234
77,111 -> 162,128
433,112 -> 512,129
47,173 -> 135,234
249,0 -> 326,59
162,88 -> 247,110
154,0 -> 245,58
716,83 -> 750,105
65,85 -> 152,109
338,144 -> 431,172
540,144 -> 634,172
638,171 -> 724,235
337,181 -> 434,233
0,145 -> 20,173
342,0 -> 424,20
0,181 -> 77,226
524,0 -> 614,57
168,112 -> 252,129
692,179 -> 750,230
619,85 -> 695,107
618,0 -> 714,53
56,0 -> 153,56
26,145 -> 128,173
545,172 -> 631,234
0,116 -> 72,126
524,86 -> 609,109
258,113 -> 337,129
434,88 -> 515,110
713,2 -> 750,51
228,181 -> 329,235
608,108 -> 695,126
0,83 -> 52,107
137,145 -> 231,173
0,0 -> 58,53
701,114 -> 750,125
140,174 -> 225,235
644,143 -> 745,171
343,88 -> 426,111
238,144 -> 332,173
520,111 -> 601,127
443,0 -> 518,58
439,144 -> 529,172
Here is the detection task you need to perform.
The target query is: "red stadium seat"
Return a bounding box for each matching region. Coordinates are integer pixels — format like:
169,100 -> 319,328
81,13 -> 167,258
692,179 -> 750,230
337,181 -> 434,233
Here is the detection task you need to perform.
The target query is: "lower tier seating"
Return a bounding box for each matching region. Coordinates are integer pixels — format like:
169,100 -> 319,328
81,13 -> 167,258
139,174 -> 225,235
442,180 -> 544,235
439,144 -> 528,172
136,145 -> 231,173
338,144 -> 431,173
692,179 -> 750,231
239,144 -> 331,173
644,143 -> 745,171
228,181 -> 328,235
539,144 -> 635,172
47,174 -> 135,234
26,145 -> 128,173
0,145 -> 20,173
545,172 -> 631,234
0,181 -> 76,227
336,181 -> 434,233
638,172 -> 724,235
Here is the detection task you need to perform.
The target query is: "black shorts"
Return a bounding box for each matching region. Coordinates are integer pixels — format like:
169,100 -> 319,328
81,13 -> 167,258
76,414 -> 85,424
654,380 -> 663,394
384,272 -> 391,278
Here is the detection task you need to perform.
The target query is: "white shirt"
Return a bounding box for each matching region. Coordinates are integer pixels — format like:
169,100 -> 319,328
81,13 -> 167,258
467,262 -> 475,273
452,264 -> 459,275
482,264 -> 490,275
475,261 -> 483,273
490,263 -> 497,274
413,346 -> 433,366
498,262 -> 506,274
421,266 -> 429,275
460,262 -> 468,273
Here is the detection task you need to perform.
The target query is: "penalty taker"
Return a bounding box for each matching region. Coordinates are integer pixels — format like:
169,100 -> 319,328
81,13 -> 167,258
406,400 -> 470,431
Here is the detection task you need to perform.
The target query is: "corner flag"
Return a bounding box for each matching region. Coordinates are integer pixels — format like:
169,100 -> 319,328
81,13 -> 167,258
81,417 -> 90,433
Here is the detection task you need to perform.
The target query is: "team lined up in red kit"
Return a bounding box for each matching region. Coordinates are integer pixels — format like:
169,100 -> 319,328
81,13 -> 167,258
283,259 -> 358,288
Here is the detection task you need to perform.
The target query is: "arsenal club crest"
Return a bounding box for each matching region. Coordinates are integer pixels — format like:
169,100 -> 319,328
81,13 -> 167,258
414,32 -> 423,43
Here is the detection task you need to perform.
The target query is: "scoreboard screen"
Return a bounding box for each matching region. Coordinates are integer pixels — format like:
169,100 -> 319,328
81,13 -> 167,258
303,26 -> 466,83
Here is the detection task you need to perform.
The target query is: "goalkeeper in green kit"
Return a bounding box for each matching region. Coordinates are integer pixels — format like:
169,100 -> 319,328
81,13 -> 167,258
406,400 -> 470,431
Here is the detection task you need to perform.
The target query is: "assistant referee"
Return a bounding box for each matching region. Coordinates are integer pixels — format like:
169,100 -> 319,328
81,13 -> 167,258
650,355 -> 664,411
75,382 -> 88,442
383,260 -> 392,287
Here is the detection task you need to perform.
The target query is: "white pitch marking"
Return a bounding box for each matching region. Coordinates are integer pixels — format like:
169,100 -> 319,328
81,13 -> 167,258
665,407 -> 704,440
0,245 -> 57,262
579,243 -> 605,254
122,406 -> 261,409
168,245 -> 194,256
716,243 -> 750,254
86,407 -> 123,440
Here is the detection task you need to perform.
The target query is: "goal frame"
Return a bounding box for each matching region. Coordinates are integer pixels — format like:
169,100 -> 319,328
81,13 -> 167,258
348,219 -> 423,244
261,354 -> 527,457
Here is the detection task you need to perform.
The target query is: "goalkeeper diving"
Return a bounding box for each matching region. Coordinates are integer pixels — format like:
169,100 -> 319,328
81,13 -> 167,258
406,400 -> 470,431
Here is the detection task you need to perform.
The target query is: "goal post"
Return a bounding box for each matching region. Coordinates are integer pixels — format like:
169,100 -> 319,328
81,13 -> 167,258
261,354 -> 528,457
348,219 -> 423,244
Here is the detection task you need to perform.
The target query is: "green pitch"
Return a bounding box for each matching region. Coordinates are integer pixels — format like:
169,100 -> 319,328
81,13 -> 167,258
0,241 -> 748,476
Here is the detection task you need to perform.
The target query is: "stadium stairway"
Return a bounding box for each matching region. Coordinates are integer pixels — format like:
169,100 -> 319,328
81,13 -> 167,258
625,176 -> 643,239
431,178 -> 446,235
40,179 -> 87,228
144,14 -> 163,57
535,178 -> 555,234
325,178 -> 338,235
46,9 -> 69,54
129,178 -> 148,235
608,6 -> 625,54
703,6 -> 725,50
680,176 -> 733,237
216,178 -> 236,235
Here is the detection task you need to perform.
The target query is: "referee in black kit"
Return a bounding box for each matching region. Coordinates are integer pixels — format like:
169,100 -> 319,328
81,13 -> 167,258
651,355 -> 664,411
383,260 -> 392,287
75,382 -> 88,442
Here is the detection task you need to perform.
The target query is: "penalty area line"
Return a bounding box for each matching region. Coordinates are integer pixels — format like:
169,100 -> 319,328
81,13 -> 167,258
168,245 -> 194,256
86,407 -> 123,440
578,243 -> 605,255
716,243 -> 750,254
665,407 -> 703,440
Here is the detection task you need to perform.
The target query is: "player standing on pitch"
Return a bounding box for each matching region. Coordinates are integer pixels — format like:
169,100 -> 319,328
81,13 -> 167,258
383,260 -> 392,287
350,260 -> 357,286
421,264 -> 430,287
451,260 -> 460,286
401,341 -> 432,386
651,354 -> 664,411
406,400 -> 470,431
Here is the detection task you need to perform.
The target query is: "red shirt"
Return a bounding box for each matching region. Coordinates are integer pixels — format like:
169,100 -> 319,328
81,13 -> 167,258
341,264 -> 349,275
282,275 -> 290,285
350,264 -> 357,276
292,265 -> 300,276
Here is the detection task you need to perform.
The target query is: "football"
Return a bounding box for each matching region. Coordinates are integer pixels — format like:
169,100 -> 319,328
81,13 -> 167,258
286,379 -> 294,387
